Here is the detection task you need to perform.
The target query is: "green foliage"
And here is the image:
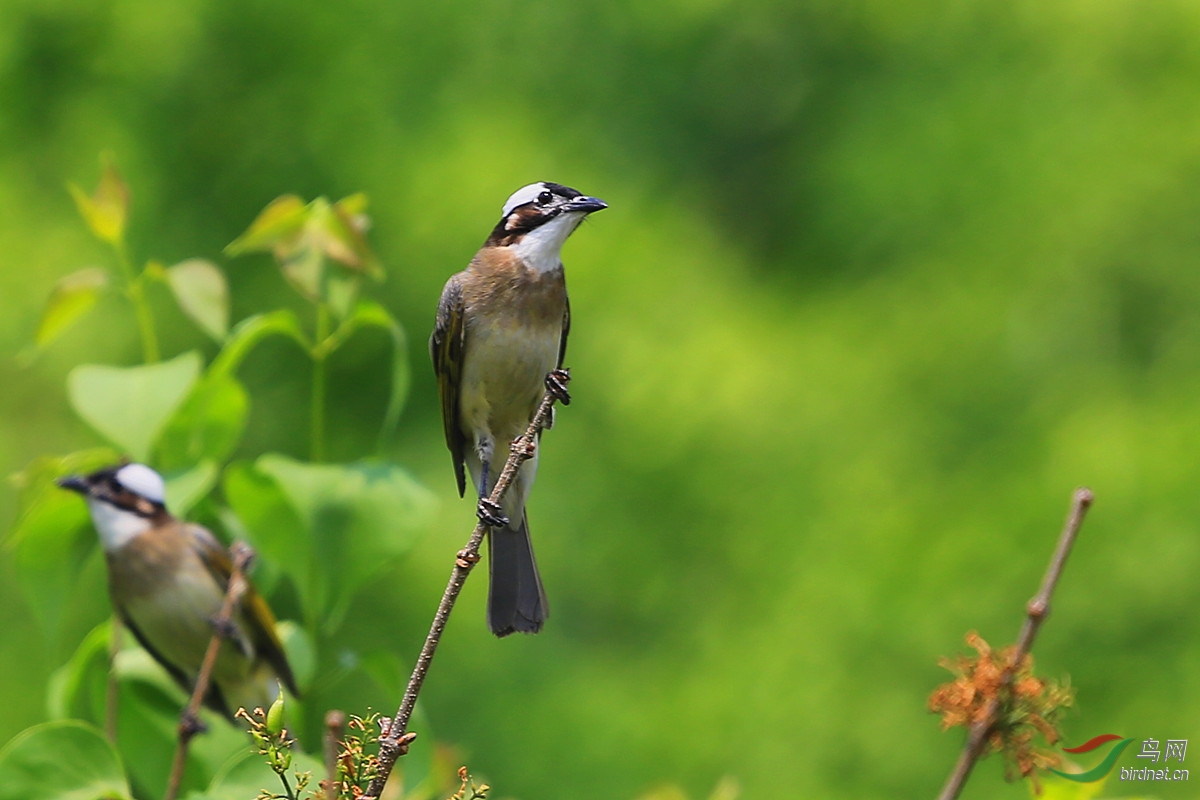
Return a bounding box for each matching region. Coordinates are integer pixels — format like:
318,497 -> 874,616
1035,774 -> 1111,800
68,352 -> 203,462
156,372 -> 248,473
200,746 -> 322,800
0,720 -> 131,800
226,193 -> 383,319
225,456 -> 433,633
2,167 -> 426,799
32,268 -> 110,351
7,450 -> 118,642
67,158 -> 129,248
158,260 -> 231,343
5,3 -> 1200,799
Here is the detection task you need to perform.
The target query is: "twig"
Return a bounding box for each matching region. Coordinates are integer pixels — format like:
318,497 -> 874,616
163,542 -> 256,800
936,488 -> 1094,800
361,373 -> 570,799
322,710 -> 346,800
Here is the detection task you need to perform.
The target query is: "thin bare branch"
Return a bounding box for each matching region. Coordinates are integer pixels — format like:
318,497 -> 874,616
163,542 -> 255,800
936,487 -> 1094,800
361,373 -> 570,799
322,710 -> 346,800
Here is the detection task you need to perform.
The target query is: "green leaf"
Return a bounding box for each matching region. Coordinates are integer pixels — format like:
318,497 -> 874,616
6,450 -> 118,643
226,194 -> 381,309
0,720 -> 131,800
223,194 -> 307,257
222,463 -> 314,623
12,507 -> 95,645
274,620 -> 316,694
277,233 -> 326,302
1037,770 -> 1121,799
33,267 -> 110,349
203,745 -> 322,800
107,649 -> 247,797
210,310 -> 310,380
163,460 -> 220,516
68,351 -> 202,462
326,194 -> 383,279
324,270 -> 360,319
155,372 -> 249,472
324,300 -> 409,440
165,259 -> 230,342
224,456 -> 435,633
46,619 -> 113,723
68,157 -> 130,246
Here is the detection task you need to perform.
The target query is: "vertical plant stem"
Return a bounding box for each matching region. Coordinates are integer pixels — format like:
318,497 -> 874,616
321,710 -> 346,800
276,770 -> 297,800
105,616 -> 123,743
115,241 -> 160,363
311,302 -> 330,462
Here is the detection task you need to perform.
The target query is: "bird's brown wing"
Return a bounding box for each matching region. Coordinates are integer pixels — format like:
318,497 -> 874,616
430,272 -> 468,497
558,291 -> 570,368
187,524 -> 299,697
114,602 -> 234,718
538,290 -> 570,434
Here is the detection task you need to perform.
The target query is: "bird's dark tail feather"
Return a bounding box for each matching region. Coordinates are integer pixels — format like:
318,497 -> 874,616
487,512 -> 548,636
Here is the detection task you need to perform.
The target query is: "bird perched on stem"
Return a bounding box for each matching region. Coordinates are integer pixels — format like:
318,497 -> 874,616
58,462 -> 298,720
431,181 -> 606,636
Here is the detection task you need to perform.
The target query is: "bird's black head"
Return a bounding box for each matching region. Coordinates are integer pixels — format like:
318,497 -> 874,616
57,462 -> 167,517
487,182 -> 607,247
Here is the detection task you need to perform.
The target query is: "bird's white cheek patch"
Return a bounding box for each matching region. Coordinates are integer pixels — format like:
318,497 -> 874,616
513,213 -> 583,273
87,499 -> 152,552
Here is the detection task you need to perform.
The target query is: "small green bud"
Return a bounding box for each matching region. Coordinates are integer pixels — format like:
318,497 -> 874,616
266,689 -> 286,737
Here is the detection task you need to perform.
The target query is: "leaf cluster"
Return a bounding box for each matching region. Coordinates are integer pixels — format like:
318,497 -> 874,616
2,161 -> 435,799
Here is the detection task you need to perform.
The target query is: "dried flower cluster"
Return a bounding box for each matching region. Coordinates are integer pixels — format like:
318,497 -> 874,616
328,714 -> 385,799
929,632 -> 1074,791
448,766 -> 491,800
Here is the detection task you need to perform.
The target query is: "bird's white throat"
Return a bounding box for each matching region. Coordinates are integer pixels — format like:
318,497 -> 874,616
512,212 -> 585,273
87,498 -> 152,552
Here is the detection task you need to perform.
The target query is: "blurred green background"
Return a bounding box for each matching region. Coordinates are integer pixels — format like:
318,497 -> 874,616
3,0 -> 1200,798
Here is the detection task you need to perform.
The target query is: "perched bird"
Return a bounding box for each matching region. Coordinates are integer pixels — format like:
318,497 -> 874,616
58,462 -> 298,720
431,181 -> 606,636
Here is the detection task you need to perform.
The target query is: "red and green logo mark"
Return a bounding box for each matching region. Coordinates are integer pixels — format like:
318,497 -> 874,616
1052,734 -> 1135,782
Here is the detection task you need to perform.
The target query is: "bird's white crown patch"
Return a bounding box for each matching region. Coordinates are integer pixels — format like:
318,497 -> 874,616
502,183 -> 548,218
116,463 -> 166,504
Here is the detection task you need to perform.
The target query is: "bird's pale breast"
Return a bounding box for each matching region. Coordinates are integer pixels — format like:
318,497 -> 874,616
458,316 -> 561,442
458,258 -> 566,443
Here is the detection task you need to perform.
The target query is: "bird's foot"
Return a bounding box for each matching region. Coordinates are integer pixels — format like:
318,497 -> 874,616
179,710 -> 207,738
545,368 -> 571,405
476,498 -> 510,528
209,615 -> 238,640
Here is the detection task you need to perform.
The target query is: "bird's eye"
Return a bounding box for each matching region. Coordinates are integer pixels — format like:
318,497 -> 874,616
537,190 -> 554,205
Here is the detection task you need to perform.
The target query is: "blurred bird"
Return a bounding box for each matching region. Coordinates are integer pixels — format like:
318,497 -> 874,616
58,462 -> 298,720
431,181 -> 606,636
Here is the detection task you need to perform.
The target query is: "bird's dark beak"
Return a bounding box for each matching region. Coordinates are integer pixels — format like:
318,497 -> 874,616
563,196 -> 607,214
56,475 -> 89,495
